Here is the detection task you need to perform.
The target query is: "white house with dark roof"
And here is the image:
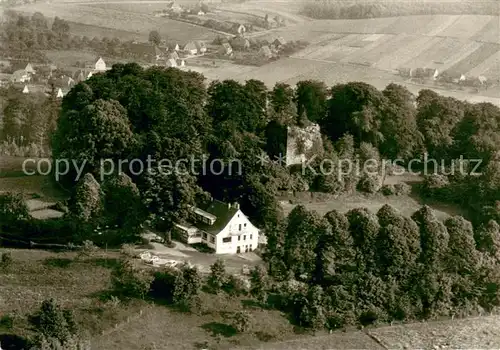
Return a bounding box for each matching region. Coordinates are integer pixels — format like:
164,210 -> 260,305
174,200 -> 259,254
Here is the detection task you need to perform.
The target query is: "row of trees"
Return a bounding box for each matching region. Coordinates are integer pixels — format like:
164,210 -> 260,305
262,203 -> 500,328
301,0 -> 498,19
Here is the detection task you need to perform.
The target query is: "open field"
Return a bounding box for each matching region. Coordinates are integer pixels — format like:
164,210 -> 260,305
216,0 -> 309,24
0,248 -> 299,350
446,42 -> 500,75
43,50 -> 99,67
0,156 -> 68,200
14,3 -> 219,42
68,21 -> 143,41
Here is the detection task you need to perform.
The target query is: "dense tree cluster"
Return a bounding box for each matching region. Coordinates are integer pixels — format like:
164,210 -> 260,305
264,204 -> 500,329
46,64 -> 500,243
0,85 -> 60,156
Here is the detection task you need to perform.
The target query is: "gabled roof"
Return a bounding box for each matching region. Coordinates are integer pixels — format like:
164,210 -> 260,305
11,69 -> 27,81
259,45 -> 272,57
154,45 -> 164,56
169,51 -> 180,60
166,58 -> 177,67
222,43 -> 232,50
25,63 -> 35,73
231,36 -> 250,47
195,41 -> 206,50
273,36 -> 286,45
184,41 -> 197,51
192,200 -> 239,235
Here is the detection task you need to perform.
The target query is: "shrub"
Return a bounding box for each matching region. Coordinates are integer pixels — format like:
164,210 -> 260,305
380,184 -> 395,196
77,240 -> 98,259
149,267 -> 180,303
0,192 -> 30,224
357,174 -> 381,194
232,311 -> 252,333
120,244 -> 137,258
394,182 -> 411,196
1,251 -> 13,268
0,314 -> 14,329
31,299 -> 76,344
250,265 -> 269,304
224,274 -> 250,296
421,174 -> 449,198
173,264 -> 202,311
208,259 -> 228,293
111,259 -> 153,299
29,334 -> 91,350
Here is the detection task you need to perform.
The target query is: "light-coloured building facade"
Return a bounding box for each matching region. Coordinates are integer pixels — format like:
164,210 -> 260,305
175,200 -> 259,254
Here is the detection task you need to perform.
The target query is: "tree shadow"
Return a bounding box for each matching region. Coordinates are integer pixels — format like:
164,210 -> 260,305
43,257 -> 72,268
86,257 -> 121,269
0,334 -> 30,350
201,322 -> 237,338
241,299 -> 261,309
255,331 -> 276,342
193,340 -> 212,350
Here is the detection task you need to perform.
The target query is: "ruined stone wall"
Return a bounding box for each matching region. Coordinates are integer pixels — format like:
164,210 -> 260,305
285,123 -> 323,166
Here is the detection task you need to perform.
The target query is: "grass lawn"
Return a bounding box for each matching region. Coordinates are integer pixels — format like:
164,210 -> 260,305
279,173 -> 464,221
0,249 -> 309,350
0,156 -> 68,201
0,249 -> 143,341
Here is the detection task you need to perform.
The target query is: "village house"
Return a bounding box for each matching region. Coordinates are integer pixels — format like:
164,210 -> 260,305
174,200 -> 259,254
94,57 -> 107,71
169,51 -> 180,60
166,58 -> 178,68
273,37 -> 287,49
56,88 -> 64,98
127,43 -> 166,63
184,42 -> 198,55
234,23 -> 246,35
168,2 -> 184,14
410,67 -> 426,79
264,15 -> 277,28
259,45 -> 273,59
231,36 -> 250,51
0,73 -> 11,86
22,85 -> 29,94
397,67 -> 412,78
10,69 -> 29,83
24,63 -> 35,75
73,69 -> 88,83
195,41 -> 207,54
218,43 -> 233,56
